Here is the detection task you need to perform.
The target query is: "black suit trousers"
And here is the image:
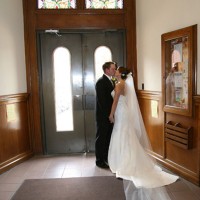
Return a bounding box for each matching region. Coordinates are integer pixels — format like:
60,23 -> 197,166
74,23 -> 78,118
95,119 -> 113,165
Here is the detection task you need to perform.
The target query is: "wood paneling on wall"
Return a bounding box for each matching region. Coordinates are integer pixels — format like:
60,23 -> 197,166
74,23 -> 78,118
0,93 -> 33,174
137,91 -> 200,185
137,91 -> 164,157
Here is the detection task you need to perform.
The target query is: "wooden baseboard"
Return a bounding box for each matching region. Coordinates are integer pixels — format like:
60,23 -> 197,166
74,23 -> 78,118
157,158 -> 199,186
0,151 -> 34,174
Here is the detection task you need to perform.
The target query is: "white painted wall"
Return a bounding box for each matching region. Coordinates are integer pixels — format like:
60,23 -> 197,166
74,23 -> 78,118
136,0 -> 200,94
0,0 -> 26,95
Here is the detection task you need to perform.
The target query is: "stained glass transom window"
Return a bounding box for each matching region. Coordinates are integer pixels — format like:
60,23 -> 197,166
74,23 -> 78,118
38,0 -> 76,9
86,0 -> 123,9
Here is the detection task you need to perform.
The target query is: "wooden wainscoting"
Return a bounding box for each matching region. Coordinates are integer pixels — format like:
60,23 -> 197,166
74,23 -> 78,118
137,91 -> 200,185
0,93 -> 33,174
137,90 -> 165,158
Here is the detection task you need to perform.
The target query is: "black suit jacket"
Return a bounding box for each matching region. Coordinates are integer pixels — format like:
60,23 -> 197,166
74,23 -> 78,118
95,74 -> 114,121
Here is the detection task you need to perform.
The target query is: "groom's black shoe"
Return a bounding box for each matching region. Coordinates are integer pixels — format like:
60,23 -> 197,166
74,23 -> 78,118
96,162 -> 109,169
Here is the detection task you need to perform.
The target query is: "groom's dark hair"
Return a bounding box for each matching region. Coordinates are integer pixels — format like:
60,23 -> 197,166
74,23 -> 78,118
102,61 -> 117,72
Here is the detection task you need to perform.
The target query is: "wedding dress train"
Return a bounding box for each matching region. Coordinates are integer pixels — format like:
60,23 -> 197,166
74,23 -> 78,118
108,73 -> 178,199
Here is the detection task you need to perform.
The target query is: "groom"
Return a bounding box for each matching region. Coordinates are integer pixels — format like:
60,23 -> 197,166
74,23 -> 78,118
95,61 -> 116,168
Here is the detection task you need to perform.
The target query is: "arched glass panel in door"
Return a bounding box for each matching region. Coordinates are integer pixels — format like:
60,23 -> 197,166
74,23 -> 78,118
53,47 -> 74,131
94,46 -> 112,81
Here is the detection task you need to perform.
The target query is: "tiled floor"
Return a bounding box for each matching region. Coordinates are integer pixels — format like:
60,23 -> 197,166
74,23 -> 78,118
0,153 -> 199,200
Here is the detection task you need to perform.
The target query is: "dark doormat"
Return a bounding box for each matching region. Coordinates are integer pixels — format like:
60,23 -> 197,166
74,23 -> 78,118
11,176 -> 125,200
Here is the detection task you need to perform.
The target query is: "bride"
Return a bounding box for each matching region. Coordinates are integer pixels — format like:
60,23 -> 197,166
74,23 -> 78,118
108,66 -> 179,199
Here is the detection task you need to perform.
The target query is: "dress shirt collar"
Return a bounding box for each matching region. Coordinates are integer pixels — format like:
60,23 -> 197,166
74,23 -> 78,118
104,73 -> 111,80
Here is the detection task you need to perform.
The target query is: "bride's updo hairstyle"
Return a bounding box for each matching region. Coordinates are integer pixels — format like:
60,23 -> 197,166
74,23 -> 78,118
117,66 -> 130,80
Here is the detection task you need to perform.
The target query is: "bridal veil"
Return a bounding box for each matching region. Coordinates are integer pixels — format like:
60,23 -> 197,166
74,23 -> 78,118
122,73 -> 178,200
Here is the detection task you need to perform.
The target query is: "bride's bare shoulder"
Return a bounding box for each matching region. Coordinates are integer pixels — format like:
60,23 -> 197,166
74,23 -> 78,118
115,81 -> 125,92
118,80 -> 125,86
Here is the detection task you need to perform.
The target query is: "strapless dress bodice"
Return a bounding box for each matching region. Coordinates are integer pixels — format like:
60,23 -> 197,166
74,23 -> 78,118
111,90 -> 126,103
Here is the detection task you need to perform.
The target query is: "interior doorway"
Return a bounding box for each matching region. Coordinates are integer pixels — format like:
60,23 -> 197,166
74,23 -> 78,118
37,30 -> 125,154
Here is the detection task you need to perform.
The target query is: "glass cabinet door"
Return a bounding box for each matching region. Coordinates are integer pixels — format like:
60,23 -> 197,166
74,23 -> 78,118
162,25 -> 197,116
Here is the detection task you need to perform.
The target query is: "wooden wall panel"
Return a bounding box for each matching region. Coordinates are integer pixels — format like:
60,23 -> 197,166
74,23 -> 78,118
163,98 -> 200,184
0,94 -> 33,174
137,91 -> 164,157
138,91 -> 200,185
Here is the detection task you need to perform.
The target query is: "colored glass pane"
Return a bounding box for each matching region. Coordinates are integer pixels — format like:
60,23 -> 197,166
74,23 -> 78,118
38,0 -> 76,9
86,0 -> 123,9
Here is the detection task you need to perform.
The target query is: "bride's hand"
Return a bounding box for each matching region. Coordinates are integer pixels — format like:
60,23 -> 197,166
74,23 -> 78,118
109,114 -> 114,123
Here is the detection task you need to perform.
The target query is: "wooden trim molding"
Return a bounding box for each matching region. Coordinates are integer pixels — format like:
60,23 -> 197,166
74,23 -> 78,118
194,95 -> 200,104
0,93 -> 29,104
137,90 -> 161,100
0,151 -> 33,174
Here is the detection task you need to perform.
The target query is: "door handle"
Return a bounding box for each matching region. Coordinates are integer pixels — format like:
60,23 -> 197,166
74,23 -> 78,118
73,95 -> 95,110
73,95 -> 83,110
83,95 -> 95,110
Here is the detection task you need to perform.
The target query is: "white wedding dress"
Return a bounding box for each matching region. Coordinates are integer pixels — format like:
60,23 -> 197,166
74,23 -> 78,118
108,73 -> 179,199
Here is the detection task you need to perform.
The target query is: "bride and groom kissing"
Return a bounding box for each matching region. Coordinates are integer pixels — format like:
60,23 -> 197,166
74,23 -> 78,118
95,61 -> 178,199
